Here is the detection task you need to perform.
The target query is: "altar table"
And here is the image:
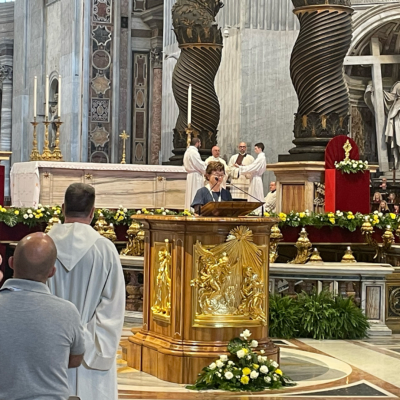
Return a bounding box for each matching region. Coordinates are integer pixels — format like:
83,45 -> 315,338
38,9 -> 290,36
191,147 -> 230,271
10,161 -> 187,209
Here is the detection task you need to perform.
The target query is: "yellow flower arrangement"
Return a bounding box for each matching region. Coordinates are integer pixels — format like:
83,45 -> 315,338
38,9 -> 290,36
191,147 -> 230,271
299,212 -> 305,218
242,367 -> 251,376
240,376 -> 249,384
275,369 -> 283,376
278,212 -> 287,222
252,364 -> 260,370
390,213 -> 396,220
14,210 -> 19,215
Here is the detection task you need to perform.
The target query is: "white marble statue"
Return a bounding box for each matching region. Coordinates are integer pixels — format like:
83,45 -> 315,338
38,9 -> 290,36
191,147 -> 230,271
365,82 -> 400,168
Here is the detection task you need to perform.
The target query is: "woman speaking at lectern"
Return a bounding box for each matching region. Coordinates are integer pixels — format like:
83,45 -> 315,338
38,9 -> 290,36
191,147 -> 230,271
191,161 -> 232,215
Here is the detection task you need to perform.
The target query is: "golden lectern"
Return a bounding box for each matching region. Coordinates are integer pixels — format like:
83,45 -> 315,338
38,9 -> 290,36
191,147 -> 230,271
128,214 -> 280,384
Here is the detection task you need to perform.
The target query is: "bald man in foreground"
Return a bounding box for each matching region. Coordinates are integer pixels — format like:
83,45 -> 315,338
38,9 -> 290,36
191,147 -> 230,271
0,233 -> 85,400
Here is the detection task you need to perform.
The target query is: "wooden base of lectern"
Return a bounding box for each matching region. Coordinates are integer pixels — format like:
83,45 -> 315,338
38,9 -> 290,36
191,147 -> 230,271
127,215 -> 280,384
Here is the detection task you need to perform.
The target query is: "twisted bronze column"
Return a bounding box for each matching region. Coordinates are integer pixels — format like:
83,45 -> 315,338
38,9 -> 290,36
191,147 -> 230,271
169,0 -> 223,163
286,0 -> 353,160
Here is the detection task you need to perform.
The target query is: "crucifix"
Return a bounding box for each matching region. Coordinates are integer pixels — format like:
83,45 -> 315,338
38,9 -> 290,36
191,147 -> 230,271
120,130 -> 129,164
344,37 -> 400,172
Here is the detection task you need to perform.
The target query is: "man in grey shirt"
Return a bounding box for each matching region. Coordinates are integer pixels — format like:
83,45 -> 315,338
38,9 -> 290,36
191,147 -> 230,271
0,233 -> 85,400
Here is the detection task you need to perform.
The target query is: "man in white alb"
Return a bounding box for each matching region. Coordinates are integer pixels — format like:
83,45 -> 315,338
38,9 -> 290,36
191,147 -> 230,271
264,181 -> 277,213
228,142 -> 254,199
235,142 -> 267,213
205,145 -> 228,188
47,183 -> 125,400
183,138 -> 206,211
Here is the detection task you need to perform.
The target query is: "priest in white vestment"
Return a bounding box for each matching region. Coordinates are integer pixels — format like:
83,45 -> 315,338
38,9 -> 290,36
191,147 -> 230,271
183,137 -> 206,211
235,143 -> 267,213
264,181 -> 277,213
205,145 -> 228,189
227,142 -> 255,199
47,183 -> 125,400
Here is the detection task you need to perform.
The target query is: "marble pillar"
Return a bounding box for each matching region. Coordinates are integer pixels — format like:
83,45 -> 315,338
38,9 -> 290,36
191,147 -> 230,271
0,58 -> 13,199
150,49 -> 162,165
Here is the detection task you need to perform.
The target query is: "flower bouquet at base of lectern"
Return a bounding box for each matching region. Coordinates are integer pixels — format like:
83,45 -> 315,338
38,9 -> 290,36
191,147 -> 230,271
186,329 -> 295,392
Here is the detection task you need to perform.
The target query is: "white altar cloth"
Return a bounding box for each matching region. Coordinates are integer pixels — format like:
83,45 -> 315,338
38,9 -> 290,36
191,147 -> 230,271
11,161 -> 187,209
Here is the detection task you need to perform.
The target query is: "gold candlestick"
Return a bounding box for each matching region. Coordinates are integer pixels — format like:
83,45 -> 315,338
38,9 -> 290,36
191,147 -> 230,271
120,130 -> 129,164
41,117 -> 52,161
186,123 -> 192,148
51,118 -> 64,161
29,117 -> 42,161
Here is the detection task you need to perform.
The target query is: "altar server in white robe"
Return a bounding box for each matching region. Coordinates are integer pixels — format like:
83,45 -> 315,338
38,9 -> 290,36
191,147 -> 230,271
183,137 -> 206,211
235,143 -> 267,212
47,183 -> 125,400
205,145 -> 228,189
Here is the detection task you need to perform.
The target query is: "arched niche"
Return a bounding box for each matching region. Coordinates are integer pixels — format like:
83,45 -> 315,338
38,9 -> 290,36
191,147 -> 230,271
345,4 -> 400,167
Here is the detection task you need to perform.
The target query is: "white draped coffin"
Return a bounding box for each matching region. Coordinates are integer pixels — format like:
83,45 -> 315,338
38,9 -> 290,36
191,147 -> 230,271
10,161 -> 187,209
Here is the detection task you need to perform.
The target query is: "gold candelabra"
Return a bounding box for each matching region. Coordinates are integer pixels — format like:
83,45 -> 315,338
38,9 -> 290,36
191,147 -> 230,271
29,117 -> 42,161
41,117 -> 53,161
120,130 -> 129,164
186,123 -> 193,148
51,118 -> 64,161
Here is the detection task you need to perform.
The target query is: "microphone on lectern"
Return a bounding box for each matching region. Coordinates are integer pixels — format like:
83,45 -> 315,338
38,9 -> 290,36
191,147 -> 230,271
228,182 -> 265,217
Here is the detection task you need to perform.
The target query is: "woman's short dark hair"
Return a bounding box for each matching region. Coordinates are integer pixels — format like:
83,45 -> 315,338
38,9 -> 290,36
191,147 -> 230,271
64,183 -> 95,218
255,142 -> 264,151
205,161 -> 225,181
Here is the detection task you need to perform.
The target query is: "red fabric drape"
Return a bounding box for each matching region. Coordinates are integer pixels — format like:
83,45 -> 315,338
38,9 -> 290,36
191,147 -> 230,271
325,136 -> 359,169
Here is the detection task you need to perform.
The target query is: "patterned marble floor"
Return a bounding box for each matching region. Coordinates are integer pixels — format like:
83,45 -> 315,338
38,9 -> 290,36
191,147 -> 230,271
117,320 -> 400,400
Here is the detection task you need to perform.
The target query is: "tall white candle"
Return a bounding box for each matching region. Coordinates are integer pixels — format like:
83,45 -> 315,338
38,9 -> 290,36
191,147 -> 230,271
58,75 -> 61,118
187,84 -> 192,126
45,74 -> 49,119
33,76 -> 37,118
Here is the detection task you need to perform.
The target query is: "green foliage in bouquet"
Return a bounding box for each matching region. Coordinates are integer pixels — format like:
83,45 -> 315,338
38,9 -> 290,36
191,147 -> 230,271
187,329 -> 295,392
334,159 -> 368,174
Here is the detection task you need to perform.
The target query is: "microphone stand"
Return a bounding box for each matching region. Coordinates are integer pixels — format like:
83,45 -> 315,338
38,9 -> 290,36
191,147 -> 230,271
229,182 -> 265,217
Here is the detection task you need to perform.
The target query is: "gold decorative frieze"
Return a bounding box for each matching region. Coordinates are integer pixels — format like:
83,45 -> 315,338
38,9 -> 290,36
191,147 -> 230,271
152,239 -> 172,323
191,226 -> 268,328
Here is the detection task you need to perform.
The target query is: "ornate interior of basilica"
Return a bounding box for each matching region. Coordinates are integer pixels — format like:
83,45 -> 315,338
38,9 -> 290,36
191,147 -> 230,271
1,1 -> 400,399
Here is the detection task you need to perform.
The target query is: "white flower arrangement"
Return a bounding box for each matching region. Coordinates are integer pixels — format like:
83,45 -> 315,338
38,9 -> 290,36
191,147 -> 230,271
187,329 -> 294,392
334,159 -> 368,174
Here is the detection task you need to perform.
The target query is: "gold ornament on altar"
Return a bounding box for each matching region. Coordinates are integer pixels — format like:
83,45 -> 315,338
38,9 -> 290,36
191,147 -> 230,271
119,130 -> 129,164
186,124 -> 193,148
382,225 -> 395,252
269,224 -> 283,263
94,213 -> 108,235
289,228 -> 312,264
120,220 -> 145,256
191,226 -> 267,326
41,117 -> 53,161
343,139 -> 352,161
103,223 -> 117,242
152,239 -> 172,322
341,246 -> 356,263
51,118 -> 64,161
29,117 -> 41,161
45,211 -> 61,233
307,248 -> 323,264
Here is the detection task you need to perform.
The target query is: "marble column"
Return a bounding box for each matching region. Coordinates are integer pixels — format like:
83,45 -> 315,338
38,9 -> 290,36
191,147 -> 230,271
0,60 -> 13,199
150,49 -> 163,165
